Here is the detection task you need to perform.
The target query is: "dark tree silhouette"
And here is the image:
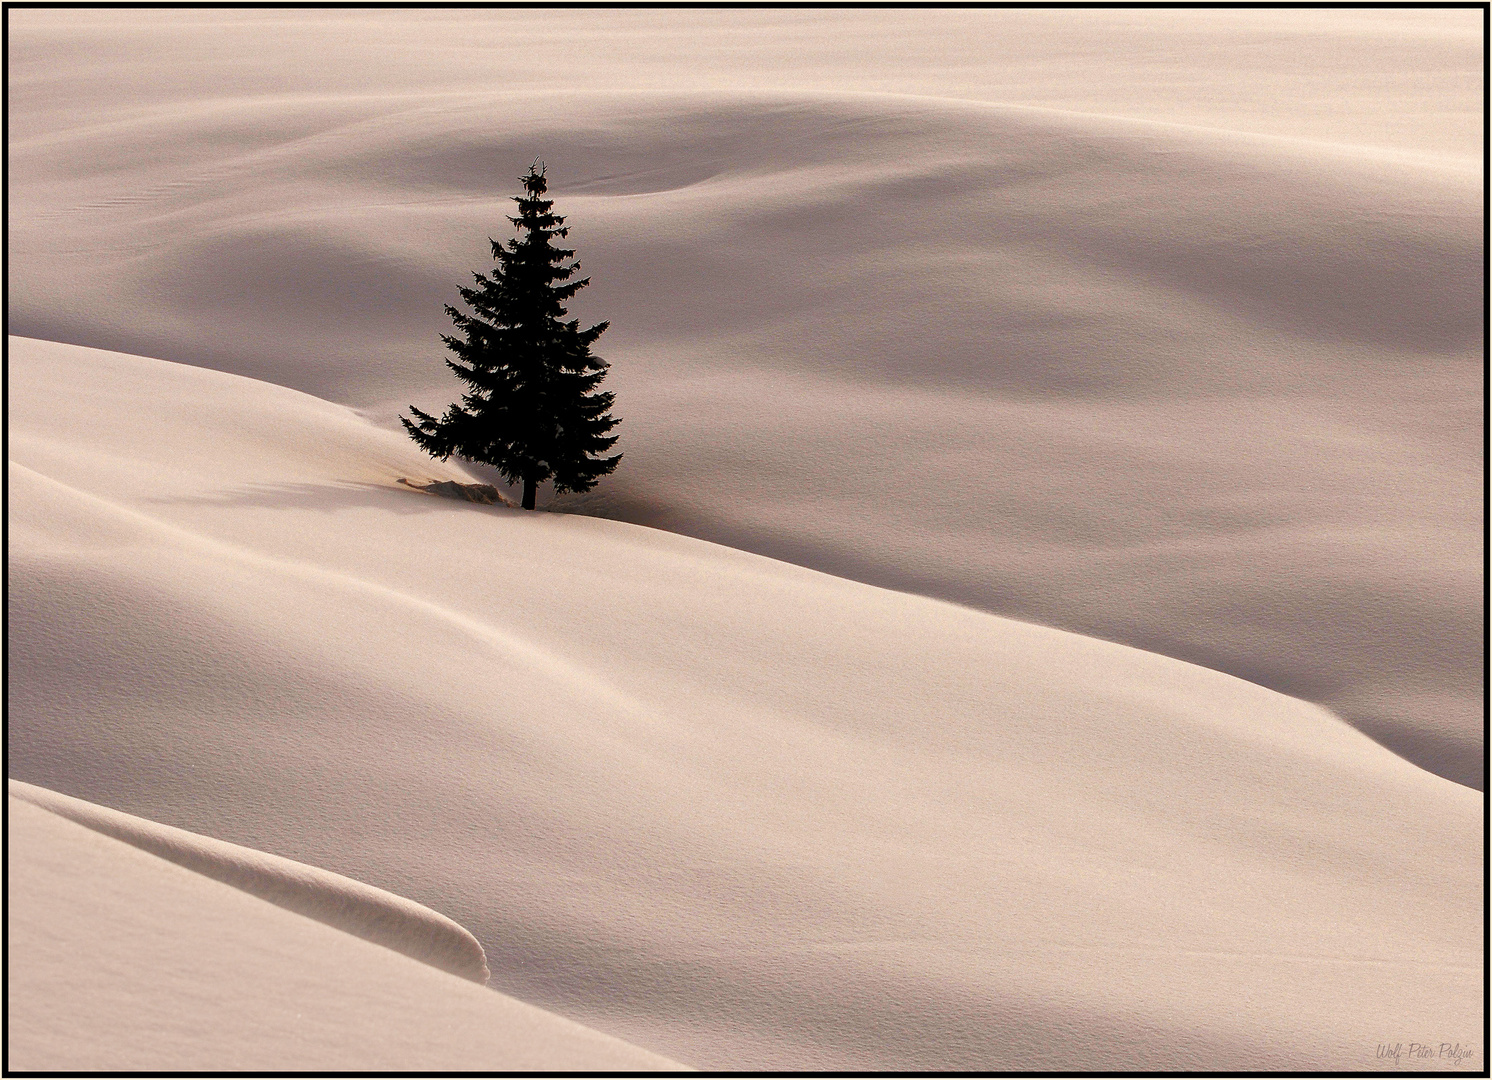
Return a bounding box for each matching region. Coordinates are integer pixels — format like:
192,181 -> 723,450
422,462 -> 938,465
403,163 -> 621,510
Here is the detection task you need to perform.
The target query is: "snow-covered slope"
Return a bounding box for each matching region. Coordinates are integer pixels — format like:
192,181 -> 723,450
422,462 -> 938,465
9,778 -> 489,984
8,337 -> 1481,1070
7,789 -> 684,1072
7,9 -> 1482,788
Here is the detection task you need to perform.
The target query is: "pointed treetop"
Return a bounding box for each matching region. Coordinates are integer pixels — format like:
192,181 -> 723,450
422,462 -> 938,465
524,160 -> 547,196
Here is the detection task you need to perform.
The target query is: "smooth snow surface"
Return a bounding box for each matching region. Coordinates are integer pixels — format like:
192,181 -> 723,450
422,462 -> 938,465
9,778 -> 490,984
8,9 -> 1483,788
8,338 -> 1481,1071
7,790 -> 685,1072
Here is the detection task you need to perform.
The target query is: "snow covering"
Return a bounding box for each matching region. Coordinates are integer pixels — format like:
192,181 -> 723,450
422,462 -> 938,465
9,778 -> 490,984
8,9 -> 1482,789
8,337 -> 1481,1070
7,791 -> 684,1071
6,8 -> 1483,1070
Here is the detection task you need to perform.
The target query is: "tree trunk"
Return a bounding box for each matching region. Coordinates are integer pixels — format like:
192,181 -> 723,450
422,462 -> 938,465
522,475 -> 537,511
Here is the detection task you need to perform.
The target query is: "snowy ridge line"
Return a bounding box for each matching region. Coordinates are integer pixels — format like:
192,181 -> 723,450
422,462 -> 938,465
7,779 -> 491,985
8,457 -> 658,726
14,86 -> 1480,171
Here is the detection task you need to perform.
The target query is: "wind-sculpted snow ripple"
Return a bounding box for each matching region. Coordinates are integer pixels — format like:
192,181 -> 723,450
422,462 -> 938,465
9,779 -> 491,985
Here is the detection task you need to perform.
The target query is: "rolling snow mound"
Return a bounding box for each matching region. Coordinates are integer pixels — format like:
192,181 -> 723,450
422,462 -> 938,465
8,790 -> 685,1071
8,9 -> 1482,789
7,337 -> 1481,1071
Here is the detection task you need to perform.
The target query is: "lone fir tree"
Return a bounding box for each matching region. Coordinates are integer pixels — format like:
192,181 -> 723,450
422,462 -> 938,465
404,163 -> 620,510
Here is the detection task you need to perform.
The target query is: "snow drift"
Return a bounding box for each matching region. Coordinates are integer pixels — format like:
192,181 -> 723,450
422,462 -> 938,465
7,790 -> 684,1071
9,778 -> 490,984
7,337 -> 1481,1071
